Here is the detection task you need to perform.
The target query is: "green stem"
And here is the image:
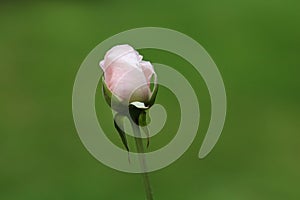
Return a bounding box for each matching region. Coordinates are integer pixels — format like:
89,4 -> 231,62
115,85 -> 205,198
131,122 -> 154,200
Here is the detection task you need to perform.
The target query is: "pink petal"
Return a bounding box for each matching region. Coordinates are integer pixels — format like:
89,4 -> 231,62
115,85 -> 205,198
140,61 -> 155,86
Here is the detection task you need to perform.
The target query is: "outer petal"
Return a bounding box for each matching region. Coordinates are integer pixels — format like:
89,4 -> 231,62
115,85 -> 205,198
110,67 -> 150,102
140,61 -> 155,86
100,44 -> 141,72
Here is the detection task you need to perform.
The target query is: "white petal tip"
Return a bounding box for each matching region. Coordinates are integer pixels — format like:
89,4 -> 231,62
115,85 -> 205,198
130,101 -> 148,109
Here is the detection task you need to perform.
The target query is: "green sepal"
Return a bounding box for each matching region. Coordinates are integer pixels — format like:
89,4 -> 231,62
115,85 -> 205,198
114,113 -> 129,152
128,104 -> 142,125
145,83 -> 159,108
102,75 -> 113,105
128,107 -> 151,148
139,110 -> 151,127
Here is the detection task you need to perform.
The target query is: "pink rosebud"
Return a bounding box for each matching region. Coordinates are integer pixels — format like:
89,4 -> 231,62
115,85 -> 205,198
100,44 -> 156,105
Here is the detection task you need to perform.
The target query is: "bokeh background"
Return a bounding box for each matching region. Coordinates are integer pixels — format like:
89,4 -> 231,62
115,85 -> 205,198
1,0 -> 300,199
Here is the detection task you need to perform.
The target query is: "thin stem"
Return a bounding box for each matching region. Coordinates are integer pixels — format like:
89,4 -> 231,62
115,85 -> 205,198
131,122 -> 154,200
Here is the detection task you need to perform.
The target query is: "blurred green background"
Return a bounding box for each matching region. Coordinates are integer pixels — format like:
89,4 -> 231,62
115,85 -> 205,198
1,0 -> 300,199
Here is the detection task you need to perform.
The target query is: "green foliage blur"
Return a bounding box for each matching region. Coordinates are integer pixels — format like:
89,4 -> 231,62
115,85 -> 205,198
1,0 -> 299,199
